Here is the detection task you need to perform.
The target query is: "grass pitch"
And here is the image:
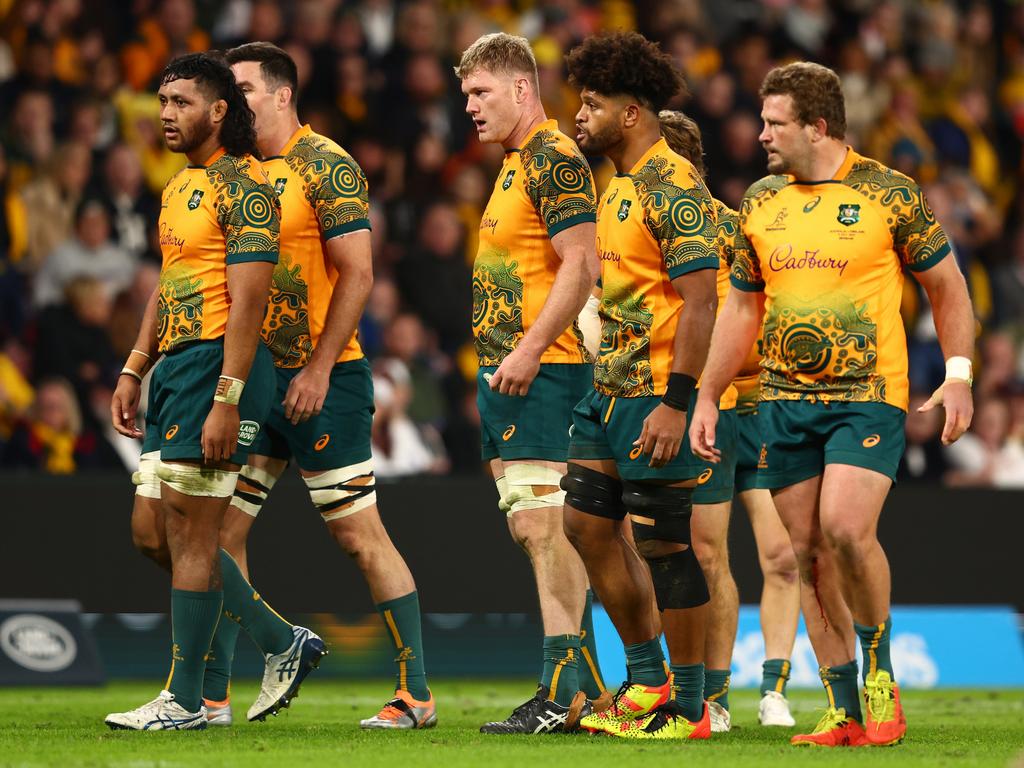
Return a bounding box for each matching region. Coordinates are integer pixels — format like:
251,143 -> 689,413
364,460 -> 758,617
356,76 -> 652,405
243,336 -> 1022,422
0,680 -> 1021,767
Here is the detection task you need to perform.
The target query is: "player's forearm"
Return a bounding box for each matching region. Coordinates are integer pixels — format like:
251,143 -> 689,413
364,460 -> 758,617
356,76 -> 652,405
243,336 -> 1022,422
668,288 -> 717,379
308,263 -> 373,373
518,243 -> 599,357
221,262 -> 274,382
927,274 -> 976,362
697,290 -> 762,402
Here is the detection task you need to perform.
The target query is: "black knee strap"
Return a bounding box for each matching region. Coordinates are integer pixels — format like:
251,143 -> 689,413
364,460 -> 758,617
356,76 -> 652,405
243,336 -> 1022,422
561,463 -> 624,519
623,481 -> 693,545
647,548 -> 710,610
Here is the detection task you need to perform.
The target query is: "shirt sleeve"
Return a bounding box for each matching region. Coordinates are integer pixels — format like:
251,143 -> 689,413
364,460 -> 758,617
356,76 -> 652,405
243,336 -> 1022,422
893,180 -> 951,272
523,142 -> 597,238
312,152 -> 372,240
645,188 -> 719,280
729,200 -> 765,291
218,168 -> 281,266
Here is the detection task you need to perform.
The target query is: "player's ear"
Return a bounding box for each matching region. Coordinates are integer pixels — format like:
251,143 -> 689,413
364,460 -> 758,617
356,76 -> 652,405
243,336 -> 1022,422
277,86 -> 292,112
809,116 -> 828,143
622,102 -> 640,129
209,98 -> 227,126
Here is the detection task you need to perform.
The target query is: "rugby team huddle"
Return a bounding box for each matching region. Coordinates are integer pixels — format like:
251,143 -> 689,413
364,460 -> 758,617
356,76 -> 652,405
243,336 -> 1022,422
104,29 -> 975,747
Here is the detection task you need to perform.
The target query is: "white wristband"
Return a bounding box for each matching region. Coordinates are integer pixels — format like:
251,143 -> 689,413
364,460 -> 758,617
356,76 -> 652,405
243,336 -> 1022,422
214,375 -> 245,405
945,356 -> 973,386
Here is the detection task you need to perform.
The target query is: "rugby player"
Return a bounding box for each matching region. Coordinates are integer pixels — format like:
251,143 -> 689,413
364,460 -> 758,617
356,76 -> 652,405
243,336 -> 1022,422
563,32 -> 718,740
456,32 -> 609,733
690,62 -> 974,747
106,53 -> 299,730
214,42 -> 436,730
659,110 -> 800,731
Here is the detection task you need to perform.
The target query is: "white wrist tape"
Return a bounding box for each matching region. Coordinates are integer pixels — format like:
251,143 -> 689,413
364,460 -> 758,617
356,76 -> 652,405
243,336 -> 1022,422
214,375 -> 245,405
945,356 -> 973,385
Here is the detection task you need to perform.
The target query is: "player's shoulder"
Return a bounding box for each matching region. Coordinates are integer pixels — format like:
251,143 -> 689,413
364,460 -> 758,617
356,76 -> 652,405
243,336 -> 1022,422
291,129 -> 359,169
842,152 -> 922,198
207,152 -> 271,191
520,123 -> 588,170
714,198 -> 739,236
741,174 -> 789,208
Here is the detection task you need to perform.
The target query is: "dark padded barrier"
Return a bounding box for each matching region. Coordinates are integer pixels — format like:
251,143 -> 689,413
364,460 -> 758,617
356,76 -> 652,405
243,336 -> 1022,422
0,472 -> 1019,611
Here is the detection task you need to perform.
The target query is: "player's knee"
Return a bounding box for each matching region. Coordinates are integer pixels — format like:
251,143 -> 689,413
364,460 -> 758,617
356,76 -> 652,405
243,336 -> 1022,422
130,523 -> 166,564
692,533 -> 727,584
624,481 -> 709,609
562,506 -> 601,554
822,517 -> 873,560
305,459 -> 377,523
507,510 -> 552,553
231,465 -> 279,518
500,463 -> 565,519
761,541 -> 799,584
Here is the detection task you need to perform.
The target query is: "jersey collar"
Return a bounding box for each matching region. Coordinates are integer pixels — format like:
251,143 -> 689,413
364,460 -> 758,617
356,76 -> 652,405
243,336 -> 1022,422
504,118 -> 559,154
274,124 -> 313,159
188,146 -> 226,169
619,137 -> 670,177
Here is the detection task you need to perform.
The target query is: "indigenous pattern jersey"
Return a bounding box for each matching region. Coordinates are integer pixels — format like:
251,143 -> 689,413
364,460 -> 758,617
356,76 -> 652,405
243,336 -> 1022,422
714,200 -> 759,413
157,149 -> 280,353
730,148 -> 950,412
473,119 -> 596,366
261,125 -> 370,368
595,138 -> 719,398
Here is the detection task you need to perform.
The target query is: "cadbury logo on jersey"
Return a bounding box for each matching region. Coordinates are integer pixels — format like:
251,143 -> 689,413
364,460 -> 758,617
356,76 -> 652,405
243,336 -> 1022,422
768,244 -> 849,276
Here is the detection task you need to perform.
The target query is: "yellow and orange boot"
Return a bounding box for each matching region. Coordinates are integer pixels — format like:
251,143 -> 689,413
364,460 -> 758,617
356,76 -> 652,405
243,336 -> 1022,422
864,670 -> 906,745
791,707 -> 868,747
579,679 -> 671,734
611,700 -> 712,740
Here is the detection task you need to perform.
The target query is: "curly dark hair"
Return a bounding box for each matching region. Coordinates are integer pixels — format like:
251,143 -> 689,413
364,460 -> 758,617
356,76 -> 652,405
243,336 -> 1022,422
760,62 -> 846,139
160,53 -> 258,158
566,32 -> 687,112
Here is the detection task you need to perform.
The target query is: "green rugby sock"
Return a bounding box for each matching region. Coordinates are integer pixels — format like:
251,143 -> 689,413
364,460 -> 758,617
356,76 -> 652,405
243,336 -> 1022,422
821,659 -> 862,722
670,662 -> 705,722
219,549 -> 294,655
202,616 -> 240,702
578,590 -> 607,699
761,658 -> 791,696
377,591 -> 429,700
855,617 -> 893,682
167,588 -> 223,713
624,638 -> 668,687
704,668 -> 730,711
541,634 -> 581,706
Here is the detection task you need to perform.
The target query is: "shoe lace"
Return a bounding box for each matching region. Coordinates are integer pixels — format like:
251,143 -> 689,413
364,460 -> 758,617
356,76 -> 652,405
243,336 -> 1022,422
811,707 -> 848,734
865,676 -> 895,725
608,681 -> 635,717
375,698 -> 410,722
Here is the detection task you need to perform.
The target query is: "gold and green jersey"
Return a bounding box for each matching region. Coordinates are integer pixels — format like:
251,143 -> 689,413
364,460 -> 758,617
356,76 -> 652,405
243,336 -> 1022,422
595,138 -> 719,398
261,124 -> 370,368
713,200 -> 760,413
473,119 -> 596,366
730,148 -> 951,412
157,148 -> 280,353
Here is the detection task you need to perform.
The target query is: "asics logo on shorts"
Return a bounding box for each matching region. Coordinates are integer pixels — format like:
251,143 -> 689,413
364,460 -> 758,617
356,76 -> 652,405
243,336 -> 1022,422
165,425 -> 179,440
315,434 -> 331,451
503,425 -> 516,441
698,468 -> 713,484
862,434 -> 881,448
629,445 -> 643,460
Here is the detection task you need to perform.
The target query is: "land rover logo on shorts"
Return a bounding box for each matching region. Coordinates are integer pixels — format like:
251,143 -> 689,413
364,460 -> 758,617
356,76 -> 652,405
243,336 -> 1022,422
618,199 -> 632,222
837,203 -> 860,226
502,425 -> 516,441
862,434 -> 881,448
274,178 -> 288,196
698,468 -> 713,484
165,424 -> 179,440
238,420 -> 260,447
0,614 -> 77,672
501,169 -> 516,190
187,189 -> 204,210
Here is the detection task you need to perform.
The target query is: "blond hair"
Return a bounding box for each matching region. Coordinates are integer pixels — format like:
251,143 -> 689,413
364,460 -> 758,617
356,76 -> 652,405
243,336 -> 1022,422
455,32 -> 538,86
658,110 -> 705,178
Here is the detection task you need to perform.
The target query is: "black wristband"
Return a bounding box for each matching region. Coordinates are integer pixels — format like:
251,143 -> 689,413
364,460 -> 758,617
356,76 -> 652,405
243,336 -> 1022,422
662,373 -> 697,412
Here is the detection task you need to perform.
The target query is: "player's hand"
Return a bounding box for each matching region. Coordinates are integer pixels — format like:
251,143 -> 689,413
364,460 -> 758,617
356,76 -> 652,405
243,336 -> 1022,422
111,375 -> 143,438
918,378 -> 973,445
489,346 -> 541,396
688,395 -> 722,463
283,364 -> 330,425
635,403 -> 687,468
202,401 -> 240,462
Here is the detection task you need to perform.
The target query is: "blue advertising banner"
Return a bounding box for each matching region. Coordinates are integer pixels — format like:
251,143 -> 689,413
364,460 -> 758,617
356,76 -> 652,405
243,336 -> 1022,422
593,605 -> 1024,688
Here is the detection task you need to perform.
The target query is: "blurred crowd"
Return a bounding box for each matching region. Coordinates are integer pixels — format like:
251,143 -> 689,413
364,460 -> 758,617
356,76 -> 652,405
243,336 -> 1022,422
0,0 -> 1022,486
